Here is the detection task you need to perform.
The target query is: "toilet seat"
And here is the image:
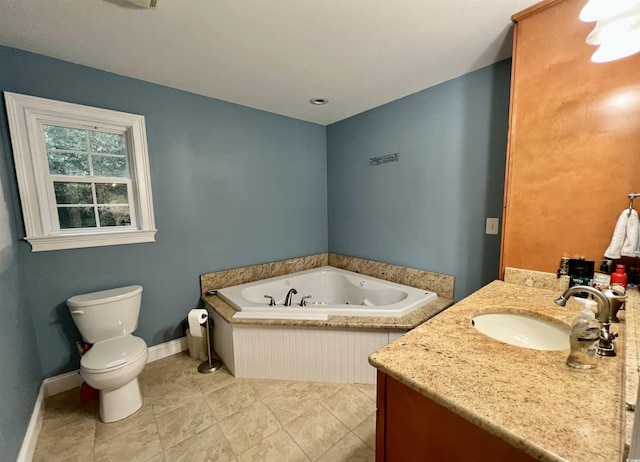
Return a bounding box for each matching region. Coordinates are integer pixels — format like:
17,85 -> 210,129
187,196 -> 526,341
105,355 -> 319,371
81,335 -> 146,373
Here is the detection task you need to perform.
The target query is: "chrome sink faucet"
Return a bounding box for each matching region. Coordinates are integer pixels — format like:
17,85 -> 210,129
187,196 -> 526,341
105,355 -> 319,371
554,285 -> 617,356
284,288 -> 298,306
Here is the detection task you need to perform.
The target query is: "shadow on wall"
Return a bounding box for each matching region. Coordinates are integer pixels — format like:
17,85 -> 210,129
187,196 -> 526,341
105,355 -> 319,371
53,302 -> 83,372
459,51 -> 511,294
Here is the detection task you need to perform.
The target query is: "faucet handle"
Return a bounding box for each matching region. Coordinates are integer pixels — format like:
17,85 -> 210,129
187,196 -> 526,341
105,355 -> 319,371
299,295 -> 312,307
264,295 -> 276,306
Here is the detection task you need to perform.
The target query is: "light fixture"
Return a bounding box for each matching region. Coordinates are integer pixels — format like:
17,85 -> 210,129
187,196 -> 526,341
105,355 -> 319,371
580,0 -> 640,62
309,97 -> 329,105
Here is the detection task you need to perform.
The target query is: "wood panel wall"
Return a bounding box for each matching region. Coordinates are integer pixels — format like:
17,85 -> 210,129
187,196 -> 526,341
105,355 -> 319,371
500,0 -> 640,275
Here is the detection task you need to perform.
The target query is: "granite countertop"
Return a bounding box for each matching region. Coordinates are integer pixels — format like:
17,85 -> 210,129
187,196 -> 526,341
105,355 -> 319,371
369,280 -> 626,462
625,289 -> 639,451
203,294 -> 454,330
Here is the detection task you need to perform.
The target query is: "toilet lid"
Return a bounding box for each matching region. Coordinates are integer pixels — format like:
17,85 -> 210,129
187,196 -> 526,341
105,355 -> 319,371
81,335 -> 147,373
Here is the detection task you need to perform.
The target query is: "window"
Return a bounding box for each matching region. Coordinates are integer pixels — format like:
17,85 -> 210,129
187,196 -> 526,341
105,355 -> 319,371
4,92 -> 156,251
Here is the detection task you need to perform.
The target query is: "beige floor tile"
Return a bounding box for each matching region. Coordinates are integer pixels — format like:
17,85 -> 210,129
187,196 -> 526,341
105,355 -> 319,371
204,380 -> 258,420
34,442 -> 93,462
143,454 -> 165,462
316,432 -> 375,462
148,378 -> 203,417
43,387 -> 99,426
218,401 -> 281,455
60,451 -> 95,462
35,352 -> 378,462
163,424 -> 237,462
238,428 -> 309,462
193,367 -> 237,395
34,410 -> 96,462
245,378 -> 294,400
261,382 -> 319,425
95,401 -> 155,444
143,360 -> 199,393
45,387 -> 83,410
353,383 -> 377,402
352,412 -> 376,450
94,420 -> 162,462
322,385 -> 376,429
155,397 -> 216,450
144,454 -> 165,462
284,403 -> 349,460
305,381 -> 345,401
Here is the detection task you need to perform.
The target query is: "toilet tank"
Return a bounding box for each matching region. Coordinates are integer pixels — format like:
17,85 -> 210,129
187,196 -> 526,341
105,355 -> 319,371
67,285 -> 143,343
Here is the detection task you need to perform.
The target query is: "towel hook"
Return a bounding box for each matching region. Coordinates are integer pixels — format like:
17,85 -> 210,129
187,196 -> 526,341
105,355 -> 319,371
628,193 -> 640,216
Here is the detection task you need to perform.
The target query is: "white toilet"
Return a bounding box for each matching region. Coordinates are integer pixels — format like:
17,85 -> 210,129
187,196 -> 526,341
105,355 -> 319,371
67,285 -> 148,423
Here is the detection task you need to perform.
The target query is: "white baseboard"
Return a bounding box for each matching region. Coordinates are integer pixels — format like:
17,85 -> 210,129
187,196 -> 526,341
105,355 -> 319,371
43,370 -> 84,398
16,383 -> 44,462
147,336 -> 188,363
20,336 -> 188,460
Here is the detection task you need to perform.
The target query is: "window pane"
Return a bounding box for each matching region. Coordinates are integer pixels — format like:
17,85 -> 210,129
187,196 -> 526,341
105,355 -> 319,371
96,183 -> 128,204
98,206 -> 131,227
54,182 -> 93,205
58,207 -> 96,229
48,151 -> 90,176
43,125 -> 87,151
92,155 -> 128,178
89,131 -> 126,155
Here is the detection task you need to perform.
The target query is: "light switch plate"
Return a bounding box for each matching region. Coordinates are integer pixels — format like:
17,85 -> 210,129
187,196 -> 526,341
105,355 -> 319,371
486,218 -> 500,235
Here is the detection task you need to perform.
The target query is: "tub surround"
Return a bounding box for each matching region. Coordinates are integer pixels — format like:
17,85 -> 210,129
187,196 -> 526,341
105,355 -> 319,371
201,253 -> 454,300
200,253 -> 454,330
369,278 -> 626,461
328,253 -> 454,299
200,254 -> 329,295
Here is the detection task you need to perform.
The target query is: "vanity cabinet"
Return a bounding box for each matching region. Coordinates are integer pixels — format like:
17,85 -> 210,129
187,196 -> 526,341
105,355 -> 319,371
500,0 -> 640,274
375,371 -> 537,462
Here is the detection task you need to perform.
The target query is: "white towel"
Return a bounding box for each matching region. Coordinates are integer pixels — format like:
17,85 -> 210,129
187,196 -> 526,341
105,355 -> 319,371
605,210 -> 631,259
622,210 -> 639,257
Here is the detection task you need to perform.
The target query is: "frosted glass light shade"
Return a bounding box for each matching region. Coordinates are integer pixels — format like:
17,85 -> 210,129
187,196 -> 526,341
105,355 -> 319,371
581,0 -> 640,62
580,0 -> 640,22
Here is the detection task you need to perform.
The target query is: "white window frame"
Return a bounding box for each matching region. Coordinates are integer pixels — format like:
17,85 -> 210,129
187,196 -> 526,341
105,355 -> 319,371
4,92 -> 157,252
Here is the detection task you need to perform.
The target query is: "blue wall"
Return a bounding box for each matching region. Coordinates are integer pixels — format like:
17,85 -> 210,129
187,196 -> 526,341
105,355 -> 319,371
0,92 -> 43,459
326,60 -> 511,300
0,45 -> 328,380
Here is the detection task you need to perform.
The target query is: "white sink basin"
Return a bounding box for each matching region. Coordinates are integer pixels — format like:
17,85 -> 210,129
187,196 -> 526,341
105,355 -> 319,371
471,312 -> 570,351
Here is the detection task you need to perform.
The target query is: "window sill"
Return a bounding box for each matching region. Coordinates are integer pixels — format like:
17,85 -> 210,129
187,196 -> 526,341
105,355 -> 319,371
25,229 -> 157,252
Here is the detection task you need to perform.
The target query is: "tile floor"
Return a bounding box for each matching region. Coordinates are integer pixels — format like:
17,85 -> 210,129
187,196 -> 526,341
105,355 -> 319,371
33,352 -> 377,461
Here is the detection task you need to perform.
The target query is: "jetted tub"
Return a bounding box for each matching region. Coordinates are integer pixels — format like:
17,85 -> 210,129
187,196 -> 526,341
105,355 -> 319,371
217,266 -> 437,321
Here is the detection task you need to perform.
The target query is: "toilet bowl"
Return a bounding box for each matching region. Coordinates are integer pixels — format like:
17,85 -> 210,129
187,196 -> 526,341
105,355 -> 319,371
67,285 -> 148,423
81,334 -> 148,422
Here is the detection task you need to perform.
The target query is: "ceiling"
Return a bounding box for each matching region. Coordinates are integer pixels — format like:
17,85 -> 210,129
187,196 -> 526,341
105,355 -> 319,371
0,0 -> 538,125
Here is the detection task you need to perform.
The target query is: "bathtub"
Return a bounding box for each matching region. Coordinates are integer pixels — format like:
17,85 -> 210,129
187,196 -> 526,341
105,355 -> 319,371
217,266 -> 437,321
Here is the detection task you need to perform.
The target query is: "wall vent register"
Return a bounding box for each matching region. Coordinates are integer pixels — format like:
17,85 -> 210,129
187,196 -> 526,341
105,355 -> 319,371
4,92 -> 156,251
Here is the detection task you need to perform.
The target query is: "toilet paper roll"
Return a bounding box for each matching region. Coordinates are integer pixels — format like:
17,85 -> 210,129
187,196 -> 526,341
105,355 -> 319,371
188,309 -> 208,337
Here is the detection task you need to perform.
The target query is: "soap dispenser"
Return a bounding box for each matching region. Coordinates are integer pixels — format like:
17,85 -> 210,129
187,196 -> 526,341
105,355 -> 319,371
566,300 -> 600,369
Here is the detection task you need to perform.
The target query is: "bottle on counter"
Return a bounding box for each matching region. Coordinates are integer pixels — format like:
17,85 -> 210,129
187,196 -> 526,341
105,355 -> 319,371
610,264 -> 628,293
566,301 -> 600,369
593,260 -> 611,290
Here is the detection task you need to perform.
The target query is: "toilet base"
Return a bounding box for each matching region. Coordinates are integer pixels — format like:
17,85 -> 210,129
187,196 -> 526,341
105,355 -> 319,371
99,377 -> 143,423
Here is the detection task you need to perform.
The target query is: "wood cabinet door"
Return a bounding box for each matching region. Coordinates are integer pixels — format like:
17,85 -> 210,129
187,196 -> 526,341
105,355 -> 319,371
501,0 -> 640,275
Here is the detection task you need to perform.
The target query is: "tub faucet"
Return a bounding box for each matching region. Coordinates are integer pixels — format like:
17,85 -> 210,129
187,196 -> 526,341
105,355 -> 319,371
554,285 -> 617,356
284,288 -> 297,306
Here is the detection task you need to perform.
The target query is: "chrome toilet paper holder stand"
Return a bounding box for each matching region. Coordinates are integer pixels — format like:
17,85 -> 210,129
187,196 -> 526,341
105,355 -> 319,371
198,315 -> 222,374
